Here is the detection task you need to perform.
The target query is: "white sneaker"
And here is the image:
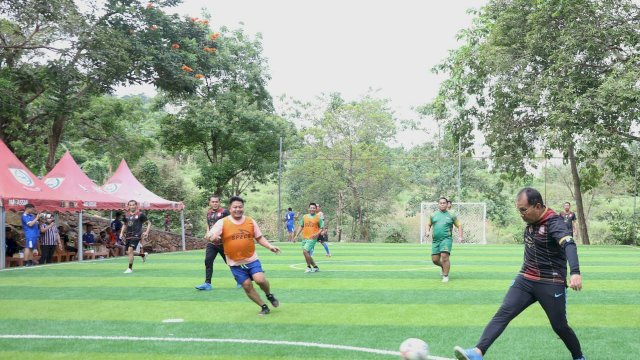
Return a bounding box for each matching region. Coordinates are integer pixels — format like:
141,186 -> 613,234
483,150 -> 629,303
304,268 -> 312,273
313,267 -> 319,272
442,276 -> 449,283
124,268 -> 133,274
142,252 -> 148,263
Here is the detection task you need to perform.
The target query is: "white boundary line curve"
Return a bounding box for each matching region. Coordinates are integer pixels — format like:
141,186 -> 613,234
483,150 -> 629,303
0,334 -> 454,360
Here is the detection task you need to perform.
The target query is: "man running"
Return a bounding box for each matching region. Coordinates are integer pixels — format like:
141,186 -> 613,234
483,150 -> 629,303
560,202 -> 578,237
285,207 -> 296,242
311,204 -> 331,257
426,197 -> 463,283
195,194 -> 231,290
119,200 -> 150,273
21,204 -> 41,267
293,203 -> 323,273
205,196 -> 281,315
454,188 -> 585,360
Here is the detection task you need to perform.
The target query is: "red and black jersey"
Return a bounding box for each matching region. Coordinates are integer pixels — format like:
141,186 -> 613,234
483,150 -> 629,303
560,210 -> 577,231
520,208 -> 575,285
124,211 -> 148,239
207,208 -> 230,229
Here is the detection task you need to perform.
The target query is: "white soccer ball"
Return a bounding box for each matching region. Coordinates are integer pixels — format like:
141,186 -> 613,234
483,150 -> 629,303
399,338 -> 429,360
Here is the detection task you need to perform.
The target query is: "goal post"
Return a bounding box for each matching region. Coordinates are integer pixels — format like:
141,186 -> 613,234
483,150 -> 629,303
420,202 -> 487,244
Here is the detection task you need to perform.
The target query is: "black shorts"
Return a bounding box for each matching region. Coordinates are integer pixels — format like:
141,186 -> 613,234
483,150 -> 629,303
317,234 -> 328,243
125,238 -> 141,250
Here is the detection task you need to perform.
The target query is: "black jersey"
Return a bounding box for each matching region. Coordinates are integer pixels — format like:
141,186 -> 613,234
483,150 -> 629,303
560,210 -> 577,231
124,211 -> 148,239
520,208 -> 575,285
206,208 -> 230,229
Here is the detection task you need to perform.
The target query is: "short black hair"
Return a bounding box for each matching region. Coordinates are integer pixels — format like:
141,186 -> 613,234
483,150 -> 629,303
287,207 -> 292,211
209,194 -> 221,201
517,187 -> 544,207
128,199 -> 138,205
309,202 -> 317,208
229,196 -> 244,205
438,197 -> 448,203
25,203 -> 35,210
564,202 -> 571,206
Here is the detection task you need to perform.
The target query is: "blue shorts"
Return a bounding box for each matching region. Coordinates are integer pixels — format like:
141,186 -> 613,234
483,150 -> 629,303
286,222 -> 294,232
25,237 -> 39,249
230,259 -> 264,284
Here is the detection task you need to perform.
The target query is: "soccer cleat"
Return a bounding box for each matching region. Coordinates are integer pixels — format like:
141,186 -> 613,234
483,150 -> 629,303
258,306 -> 270,316
266,293 -> 280,308
305,268 -> 312,273
313,267 -> 319,272
141,252 -> 148,262
442,276 -> 449,283
454,346 -> 483,360
124,268 -> 133,274
574,357 -> 587,360
195,283 -> 213,291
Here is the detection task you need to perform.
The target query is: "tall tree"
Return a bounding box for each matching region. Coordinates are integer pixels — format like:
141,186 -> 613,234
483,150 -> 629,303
428,0 -> 640,244
159,26 -> 296,196
0,0 -> 210,170
285,93 -> 405,242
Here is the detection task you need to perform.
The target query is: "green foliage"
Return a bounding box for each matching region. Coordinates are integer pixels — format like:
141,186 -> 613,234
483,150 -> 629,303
380,223 -> 409,243
600,210 -> 639,245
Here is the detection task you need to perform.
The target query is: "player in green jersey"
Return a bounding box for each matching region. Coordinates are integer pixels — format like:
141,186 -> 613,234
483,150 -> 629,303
426,197 -> 463,283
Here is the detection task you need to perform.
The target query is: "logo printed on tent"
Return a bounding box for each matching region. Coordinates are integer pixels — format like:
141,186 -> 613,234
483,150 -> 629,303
103,183 -> 121,193
44,177 -> 64,189
9,168 -> 40,191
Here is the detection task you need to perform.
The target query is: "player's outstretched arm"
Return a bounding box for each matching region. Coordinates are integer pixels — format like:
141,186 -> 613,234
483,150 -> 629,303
256,236 -> 280,254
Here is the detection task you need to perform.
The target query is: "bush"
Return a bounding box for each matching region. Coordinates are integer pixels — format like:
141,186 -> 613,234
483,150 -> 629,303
601,210 -> 639,245
380,224 -> 409,243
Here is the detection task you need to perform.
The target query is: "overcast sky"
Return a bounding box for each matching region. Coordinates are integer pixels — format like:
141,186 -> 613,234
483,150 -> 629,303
117,1 -> 488,146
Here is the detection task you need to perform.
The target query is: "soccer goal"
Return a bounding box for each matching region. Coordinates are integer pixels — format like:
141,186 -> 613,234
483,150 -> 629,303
419,202 -> 487,244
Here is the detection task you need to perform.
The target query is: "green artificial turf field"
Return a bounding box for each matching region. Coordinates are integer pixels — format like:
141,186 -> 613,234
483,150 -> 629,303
0,243 -> 638,359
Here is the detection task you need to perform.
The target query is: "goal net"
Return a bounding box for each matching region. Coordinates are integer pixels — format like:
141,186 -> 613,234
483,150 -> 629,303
420,202 -> 487,244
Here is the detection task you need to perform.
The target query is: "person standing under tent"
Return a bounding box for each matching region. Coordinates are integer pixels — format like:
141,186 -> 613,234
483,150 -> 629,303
311,204 -> 331,257
39,214 -> 60,264
205,196 -> 281,315
21,204 -> 41,267
293,203 -> 323,273
120,200 -> 150,273
426,197 -> 463,283
195,194 -> 232,291
454,187 -> 585,360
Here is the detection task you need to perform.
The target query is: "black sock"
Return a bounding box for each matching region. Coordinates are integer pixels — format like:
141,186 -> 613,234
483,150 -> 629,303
129,263 -> 133,269
261,304 -> 269,310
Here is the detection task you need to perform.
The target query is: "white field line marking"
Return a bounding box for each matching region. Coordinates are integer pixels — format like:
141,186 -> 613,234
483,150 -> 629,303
0,334 -> 454,360
0,256 -> 119,272
289,260 -> 439,272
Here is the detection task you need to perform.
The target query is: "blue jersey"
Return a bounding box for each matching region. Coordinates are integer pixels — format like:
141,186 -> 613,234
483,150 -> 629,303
21,213 -> 40,240
286,211 -> 295,225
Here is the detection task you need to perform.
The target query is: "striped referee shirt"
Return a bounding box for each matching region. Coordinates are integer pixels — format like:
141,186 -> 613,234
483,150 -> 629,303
40,224 -> 59,245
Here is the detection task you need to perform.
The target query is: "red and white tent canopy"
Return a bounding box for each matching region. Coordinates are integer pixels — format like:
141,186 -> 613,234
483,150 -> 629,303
0,139 -> 81,212
44,152 -> 126,210
102,159 -> 184,211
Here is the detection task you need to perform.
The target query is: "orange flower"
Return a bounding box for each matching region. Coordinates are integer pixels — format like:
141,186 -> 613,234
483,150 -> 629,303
210,33 -> 220,41
195,74 -> 205,79
181,65 -> 193,72
199,19 -> 210,25
189,17 -> 199,22
149,25 -> 158,31
146,2 -> 154,9
171,43 -> 180,49
203,46 -> 217,53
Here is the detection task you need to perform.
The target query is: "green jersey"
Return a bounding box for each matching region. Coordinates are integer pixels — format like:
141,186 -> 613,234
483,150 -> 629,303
428,210 -> 460,242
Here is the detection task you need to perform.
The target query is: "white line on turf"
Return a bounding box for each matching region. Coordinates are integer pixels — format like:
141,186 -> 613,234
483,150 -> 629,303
0,334 -> 454,360
289,260 -> 439,272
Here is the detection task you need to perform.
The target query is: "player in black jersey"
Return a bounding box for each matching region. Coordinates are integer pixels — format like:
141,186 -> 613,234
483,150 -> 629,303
454,188 -> 585,360
119,200 -> 151,273
195,194 -> 231,290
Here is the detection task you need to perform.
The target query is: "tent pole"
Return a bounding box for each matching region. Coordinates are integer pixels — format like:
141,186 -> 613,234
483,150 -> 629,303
181,210 -> 186,251
78,210 -> 83,261
1,206 -> 6,269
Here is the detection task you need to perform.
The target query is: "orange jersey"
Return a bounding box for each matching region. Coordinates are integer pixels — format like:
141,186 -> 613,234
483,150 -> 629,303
221,216 -> 257,263
301,214 -> 321,239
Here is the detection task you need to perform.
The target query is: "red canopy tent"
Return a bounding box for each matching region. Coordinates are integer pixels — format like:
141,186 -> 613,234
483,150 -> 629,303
102,159 -> 184,211
44,152 -> 126,210
0,139 -> 81,269
103,159 -> 186,250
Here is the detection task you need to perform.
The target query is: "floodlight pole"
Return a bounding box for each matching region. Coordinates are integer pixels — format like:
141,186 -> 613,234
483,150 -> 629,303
457,138 -> 462,200
78,210 -> 83,261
